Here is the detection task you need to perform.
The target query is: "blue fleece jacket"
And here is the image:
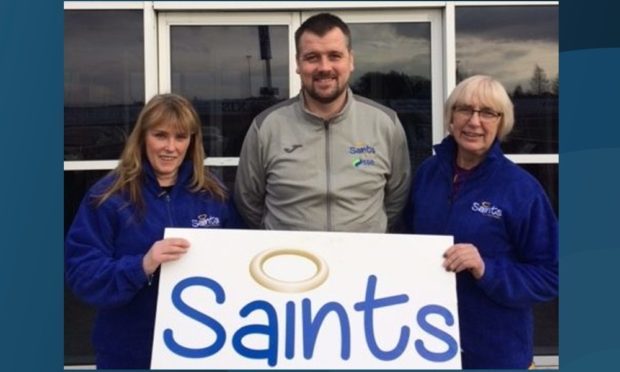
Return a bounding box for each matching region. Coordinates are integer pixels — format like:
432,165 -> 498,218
409,136 -> 558,369
65,161 -> 244,369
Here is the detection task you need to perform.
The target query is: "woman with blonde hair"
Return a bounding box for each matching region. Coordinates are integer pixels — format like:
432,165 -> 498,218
65,93 -> 244,368
409,75 -> 558,368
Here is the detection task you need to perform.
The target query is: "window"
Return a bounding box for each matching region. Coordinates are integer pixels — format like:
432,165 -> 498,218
170,24 -> 290,158
347,22 -> 433,171
314,10 -> 443,172
158,12 -> 295,172
64,10 -> 144,161
455,5 -> 559,356
455,6 -> 558,155
64,9 -> 144,365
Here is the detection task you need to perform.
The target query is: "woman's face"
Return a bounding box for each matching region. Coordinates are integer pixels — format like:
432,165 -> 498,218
450,98 -> 502,164
145,123 -> 191,186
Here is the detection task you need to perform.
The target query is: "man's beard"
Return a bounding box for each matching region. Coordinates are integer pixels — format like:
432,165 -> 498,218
303,72 -> 348,104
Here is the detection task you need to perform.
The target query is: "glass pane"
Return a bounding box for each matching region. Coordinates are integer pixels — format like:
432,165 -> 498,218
64,170 -> 110,365
533,298 -> 559,355
349,23 -> 432,172
456,6 -> 558,154
170,25 -> 289,158
208,166 -> 238,195
64,10 -> 145,160
517,163 -> 558,356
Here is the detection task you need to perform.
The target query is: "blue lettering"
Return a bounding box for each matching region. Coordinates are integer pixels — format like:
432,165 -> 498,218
349,145 -> 376,154
353,275 -> 410,360
164,276 -> 226,358
285,301 -> 295,359
414,304 -> 458,362
232,300 -> 279,366
302,299 -> 351,360
163,275 -> 458,366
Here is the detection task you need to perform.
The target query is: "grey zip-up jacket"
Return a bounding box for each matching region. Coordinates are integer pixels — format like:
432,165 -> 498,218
234,89 -> 411,232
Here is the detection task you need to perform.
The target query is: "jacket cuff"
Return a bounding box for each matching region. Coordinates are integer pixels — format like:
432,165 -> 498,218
123,254 -> 150,288
476,257 -> 498,292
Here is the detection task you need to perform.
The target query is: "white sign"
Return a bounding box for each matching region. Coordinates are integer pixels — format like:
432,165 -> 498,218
151,229 -> 460,369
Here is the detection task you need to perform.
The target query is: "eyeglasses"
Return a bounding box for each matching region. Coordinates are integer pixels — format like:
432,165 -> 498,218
453,105 -> 502,122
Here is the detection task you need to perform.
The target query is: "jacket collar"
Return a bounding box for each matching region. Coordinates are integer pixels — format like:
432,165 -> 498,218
434,135 -> 504,176
143,159 -> 193,197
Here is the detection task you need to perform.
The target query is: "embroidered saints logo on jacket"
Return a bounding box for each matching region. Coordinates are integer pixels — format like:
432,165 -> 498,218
471,201 -> 503,219
191,214 -> 221,227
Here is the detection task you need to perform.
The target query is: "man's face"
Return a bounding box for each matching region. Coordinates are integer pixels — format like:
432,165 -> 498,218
296,27 -> 354,104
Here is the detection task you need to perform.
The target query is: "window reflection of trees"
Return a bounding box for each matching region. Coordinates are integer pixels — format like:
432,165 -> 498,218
455,6 -> 558,154
458,63 -> 558,154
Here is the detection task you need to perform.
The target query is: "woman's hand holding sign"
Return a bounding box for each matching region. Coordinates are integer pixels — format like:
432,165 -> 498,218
143,238 -> 191,276
443,244 -> 485,280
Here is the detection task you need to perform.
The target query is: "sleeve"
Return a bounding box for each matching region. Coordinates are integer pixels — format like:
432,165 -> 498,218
234,121 -> 266,229
64,192 -> 148,309
477,189 -> 559,308
384,116 -> 412,232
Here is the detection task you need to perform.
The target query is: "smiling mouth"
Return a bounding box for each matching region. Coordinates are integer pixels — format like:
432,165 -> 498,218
462,131 -> 483,138
314,76 -> 335,83
313,77 -> 337,91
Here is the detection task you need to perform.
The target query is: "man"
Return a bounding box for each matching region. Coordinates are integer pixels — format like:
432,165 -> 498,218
235,13 -> 411,232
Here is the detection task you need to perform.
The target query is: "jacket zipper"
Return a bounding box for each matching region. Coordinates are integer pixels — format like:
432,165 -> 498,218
149,191 -> 174,286
324,120 -> 332,231
165,192 -> 174,226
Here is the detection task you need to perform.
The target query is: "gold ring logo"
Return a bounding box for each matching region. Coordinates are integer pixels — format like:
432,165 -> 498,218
249,248 -> 329,293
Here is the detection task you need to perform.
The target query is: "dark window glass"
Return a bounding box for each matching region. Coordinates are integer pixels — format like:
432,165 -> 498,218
208,166 -> 238,194
349,23 -> 432,172
64,170 -> 109,365
170,25 -> 289,157
456,6 -> 558,154
518,163 -> 558,356
533,298 -> 559,355
64,10 -> 144,160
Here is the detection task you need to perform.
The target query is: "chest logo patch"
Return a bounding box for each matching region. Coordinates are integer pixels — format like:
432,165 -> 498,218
192,213 -> 221,228
348,142 -> 376,168
471,201 -> 503,219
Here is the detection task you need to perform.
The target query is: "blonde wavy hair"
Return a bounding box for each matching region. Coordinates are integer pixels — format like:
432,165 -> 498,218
96,93 -> 226,211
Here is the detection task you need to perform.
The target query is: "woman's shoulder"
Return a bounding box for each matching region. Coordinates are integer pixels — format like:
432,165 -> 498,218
498,157 -> 544,192
415,153 -> 447,179
81,172 -> 128,208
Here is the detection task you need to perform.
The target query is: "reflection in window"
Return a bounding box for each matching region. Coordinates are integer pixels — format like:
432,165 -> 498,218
64,11 -> 145,160
349,23 -> 432,171
456,6 -> 558,154
170,25 -> 289,158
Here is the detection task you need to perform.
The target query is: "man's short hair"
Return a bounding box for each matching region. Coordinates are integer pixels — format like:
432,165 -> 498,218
294,13 -> 352,56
